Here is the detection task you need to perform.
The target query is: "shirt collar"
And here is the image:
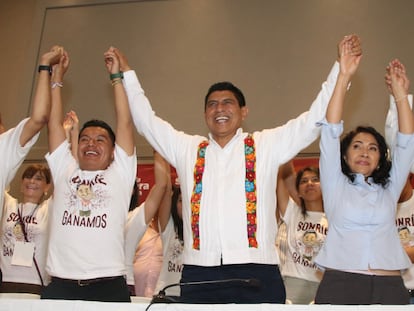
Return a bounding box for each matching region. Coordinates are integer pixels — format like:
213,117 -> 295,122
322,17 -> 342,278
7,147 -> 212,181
207,128 -> 244,148
351,173 -> 378,190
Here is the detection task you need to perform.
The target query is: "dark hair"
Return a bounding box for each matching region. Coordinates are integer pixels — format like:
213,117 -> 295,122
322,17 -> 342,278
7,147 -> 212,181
204,81 -> 246,110
171,185 -> 183,242
22,164 -> 51,184
340,126 -> 391,187
398,226 -> 410,233
128,180 -> 139,212
295,166 -> 321,217
303,230 -> 317,238
79,119 -> 116,146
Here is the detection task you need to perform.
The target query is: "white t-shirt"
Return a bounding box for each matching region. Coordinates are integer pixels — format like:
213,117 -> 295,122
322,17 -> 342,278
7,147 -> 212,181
155,218 -> 184,296
125,203 -> 147,286
396,190 -> 414,289
0,118 -> 39,210
1,193 -> 51,285
45,140 -> 136,280
282,198 -> 327,282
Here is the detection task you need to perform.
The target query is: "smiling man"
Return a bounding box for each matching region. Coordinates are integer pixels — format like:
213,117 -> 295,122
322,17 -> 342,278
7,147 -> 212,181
42,47 -> 136,302
115,34 -> 361,304
203,82 -> 248,148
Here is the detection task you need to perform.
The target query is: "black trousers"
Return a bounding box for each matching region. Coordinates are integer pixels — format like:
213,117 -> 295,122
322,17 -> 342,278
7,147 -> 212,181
41,276 -> 130,302
315,270 -> 409,305
180,263 -> 286,303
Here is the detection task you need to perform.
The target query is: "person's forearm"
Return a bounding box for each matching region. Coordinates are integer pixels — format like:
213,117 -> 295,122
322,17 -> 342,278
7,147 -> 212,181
396,96 -> 414,134
326,73 -> 351,124
20,68 -> 51,146
113,81 -> 134,155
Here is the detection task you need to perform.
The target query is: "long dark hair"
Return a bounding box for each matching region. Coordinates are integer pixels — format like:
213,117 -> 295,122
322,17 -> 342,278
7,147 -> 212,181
340,126 -> 391,187
171,185 -> 183,242
128,180 -> 139,212
295,166 -> 321,217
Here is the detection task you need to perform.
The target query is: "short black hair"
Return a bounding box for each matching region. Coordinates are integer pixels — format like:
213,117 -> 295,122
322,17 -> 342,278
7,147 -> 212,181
204,81 -> 246,110
79,119 -> 116,146
340,126 -> 391,187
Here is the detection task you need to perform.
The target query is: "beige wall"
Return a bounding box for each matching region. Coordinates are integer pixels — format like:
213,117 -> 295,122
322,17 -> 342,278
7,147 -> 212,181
2,0 -> 414,198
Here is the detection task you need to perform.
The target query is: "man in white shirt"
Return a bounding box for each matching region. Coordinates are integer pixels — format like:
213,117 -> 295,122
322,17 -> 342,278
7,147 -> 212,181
41,47 -> 136,302
115,34 -> 361,303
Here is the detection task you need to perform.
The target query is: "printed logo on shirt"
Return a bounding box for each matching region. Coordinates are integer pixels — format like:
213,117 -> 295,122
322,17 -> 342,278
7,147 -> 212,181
396,216 -> 414,247
2,213 -> 37,257
292,221 -> 327,268
167,236 -> 183,273
61,173 -> 109,228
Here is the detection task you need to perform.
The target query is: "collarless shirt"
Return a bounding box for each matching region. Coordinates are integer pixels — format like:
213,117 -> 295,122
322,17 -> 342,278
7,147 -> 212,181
123,62 -> 339,266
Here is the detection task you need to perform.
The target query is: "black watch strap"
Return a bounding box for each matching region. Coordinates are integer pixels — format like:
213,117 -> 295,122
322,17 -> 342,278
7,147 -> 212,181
38,65 -> 52,75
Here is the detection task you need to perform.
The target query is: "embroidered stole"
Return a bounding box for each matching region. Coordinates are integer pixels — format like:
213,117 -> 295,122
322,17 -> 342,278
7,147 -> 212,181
190,134 -> 258,250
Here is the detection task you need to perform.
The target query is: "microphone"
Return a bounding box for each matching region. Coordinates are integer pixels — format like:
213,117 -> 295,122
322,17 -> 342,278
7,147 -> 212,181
150,278 -> 261,304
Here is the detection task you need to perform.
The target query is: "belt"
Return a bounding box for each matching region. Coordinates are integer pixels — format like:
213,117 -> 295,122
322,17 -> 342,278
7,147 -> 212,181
51,275 -> 123,287
408,289 -> 414,297
0,282 -> 42,295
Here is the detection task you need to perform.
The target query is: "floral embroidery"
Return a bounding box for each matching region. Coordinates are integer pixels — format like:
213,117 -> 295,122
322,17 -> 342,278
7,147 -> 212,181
190,141 -> 209,250
190,135 -> 258,250
244,134 -> 258,248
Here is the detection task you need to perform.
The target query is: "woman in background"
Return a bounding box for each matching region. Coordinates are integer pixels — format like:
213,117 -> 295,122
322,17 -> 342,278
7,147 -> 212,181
0,164 -> 52,294
277,162 -> 326,304
154,184 -> 184,300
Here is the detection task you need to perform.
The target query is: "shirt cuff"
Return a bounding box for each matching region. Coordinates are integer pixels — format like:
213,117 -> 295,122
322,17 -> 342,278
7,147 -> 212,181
317,118 -> 343,138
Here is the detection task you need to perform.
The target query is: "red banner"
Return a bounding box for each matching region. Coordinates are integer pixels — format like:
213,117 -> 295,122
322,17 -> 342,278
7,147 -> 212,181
136,165 -> 178,205
292,157 -> 319,172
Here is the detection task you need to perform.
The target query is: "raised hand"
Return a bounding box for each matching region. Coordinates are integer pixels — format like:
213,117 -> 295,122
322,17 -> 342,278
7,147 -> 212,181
326,34 -> 362,124
385,59 -> 410,99
113,47 -> 131,72
63,110 -> 79,134
104,47 -> 120,74
51,49 -> 70,84
337,34 -> 362,77
40,45 -> 64,67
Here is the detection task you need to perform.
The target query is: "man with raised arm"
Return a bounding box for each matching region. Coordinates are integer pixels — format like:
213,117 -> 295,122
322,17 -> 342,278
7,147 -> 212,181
41,47 -> 136,302
116,35 -> 361,303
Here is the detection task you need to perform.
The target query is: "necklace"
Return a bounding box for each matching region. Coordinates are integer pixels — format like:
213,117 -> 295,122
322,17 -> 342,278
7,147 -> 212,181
16,202 -> 40,241
190,134 -> 258,250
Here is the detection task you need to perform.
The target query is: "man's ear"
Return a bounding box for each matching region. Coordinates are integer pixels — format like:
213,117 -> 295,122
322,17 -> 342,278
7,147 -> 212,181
241,106 -> 249,120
